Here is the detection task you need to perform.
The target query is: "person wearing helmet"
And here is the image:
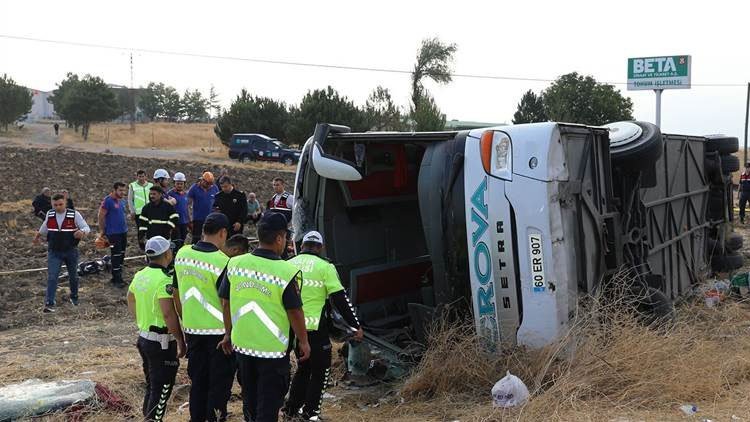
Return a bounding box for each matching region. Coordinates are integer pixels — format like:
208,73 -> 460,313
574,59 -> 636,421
127,236 -> 185,422
154,169 -> 177,207
168,172 -> 190,249
282,231 -> 362,421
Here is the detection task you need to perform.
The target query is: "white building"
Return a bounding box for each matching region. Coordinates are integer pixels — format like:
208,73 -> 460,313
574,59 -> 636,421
28,89 -> 55,120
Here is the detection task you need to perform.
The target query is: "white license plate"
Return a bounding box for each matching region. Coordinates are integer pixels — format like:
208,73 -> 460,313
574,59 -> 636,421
528,234 -> 546,292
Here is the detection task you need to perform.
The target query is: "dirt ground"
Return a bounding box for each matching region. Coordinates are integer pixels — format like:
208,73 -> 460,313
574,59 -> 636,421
3,141 -> 750,421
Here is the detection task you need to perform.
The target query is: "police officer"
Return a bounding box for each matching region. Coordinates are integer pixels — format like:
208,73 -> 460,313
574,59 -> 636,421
283,231 -> 362,421
266,177 -> 293,223
33,193 -> 91,312
217,213 -> 310,422
173,213 -> 233,422
126,236 -> 186,422
138,186 -> 180,250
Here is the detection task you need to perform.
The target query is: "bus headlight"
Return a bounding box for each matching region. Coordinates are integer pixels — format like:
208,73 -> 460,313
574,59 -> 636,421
480,131 -> 512,180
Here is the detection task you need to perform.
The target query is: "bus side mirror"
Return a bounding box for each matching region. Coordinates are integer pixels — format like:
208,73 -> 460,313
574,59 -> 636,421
310,144 -> 362,181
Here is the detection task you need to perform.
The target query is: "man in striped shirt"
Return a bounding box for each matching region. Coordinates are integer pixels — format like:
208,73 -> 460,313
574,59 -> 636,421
138,186 -> 180,250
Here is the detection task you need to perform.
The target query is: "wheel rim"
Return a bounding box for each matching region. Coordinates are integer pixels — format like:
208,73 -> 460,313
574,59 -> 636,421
604,121 -> 643,148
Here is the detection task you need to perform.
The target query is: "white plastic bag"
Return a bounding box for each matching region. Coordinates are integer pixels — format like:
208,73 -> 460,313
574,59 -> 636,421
491,371 -> 529,408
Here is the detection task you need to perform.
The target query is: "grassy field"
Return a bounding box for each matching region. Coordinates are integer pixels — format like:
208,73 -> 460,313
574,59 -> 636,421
60,122 -> 226,156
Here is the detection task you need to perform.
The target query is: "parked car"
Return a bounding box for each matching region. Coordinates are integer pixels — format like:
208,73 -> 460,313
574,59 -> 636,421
228,133 -> 301,165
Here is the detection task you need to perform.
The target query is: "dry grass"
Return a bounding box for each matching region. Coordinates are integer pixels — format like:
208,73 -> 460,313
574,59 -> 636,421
0,199 -> 31,213
0,321 -> 194,421
0,127 -> 28,139
57,122 -> 295,171
60,122 -> 223,152
394,273 -> 750,421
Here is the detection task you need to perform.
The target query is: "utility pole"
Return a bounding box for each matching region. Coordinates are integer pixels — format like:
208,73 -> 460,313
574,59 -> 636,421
129,52 -> 135,133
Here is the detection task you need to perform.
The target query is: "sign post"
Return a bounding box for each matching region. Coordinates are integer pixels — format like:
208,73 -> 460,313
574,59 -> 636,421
627,55 -> 692,128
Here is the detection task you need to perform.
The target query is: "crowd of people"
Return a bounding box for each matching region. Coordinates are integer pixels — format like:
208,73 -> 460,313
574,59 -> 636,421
31,168 -> 289,297
31,167 -> 364,422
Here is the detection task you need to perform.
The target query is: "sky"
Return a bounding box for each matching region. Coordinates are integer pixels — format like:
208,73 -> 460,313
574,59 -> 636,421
2,0 -> 749,139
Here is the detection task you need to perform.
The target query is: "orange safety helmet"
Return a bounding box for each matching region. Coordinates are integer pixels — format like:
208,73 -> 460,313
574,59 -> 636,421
201,171 -> 215,184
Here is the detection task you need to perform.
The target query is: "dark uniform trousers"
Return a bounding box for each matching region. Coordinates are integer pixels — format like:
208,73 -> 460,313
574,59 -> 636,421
192,220 -> 205,243
186,334 -> 236,422
285,330 -> 332,419
108,233 -> 127,284
236,354 -> 290,422
137,336 -> 179,422
741,192 -> 750,223
173,224 -> 188,250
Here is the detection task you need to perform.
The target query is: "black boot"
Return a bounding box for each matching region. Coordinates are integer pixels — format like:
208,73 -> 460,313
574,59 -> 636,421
111,273 -> 126,288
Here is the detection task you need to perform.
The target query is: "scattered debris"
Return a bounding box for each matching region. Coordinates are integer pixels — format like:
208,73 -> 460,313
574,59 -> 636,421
0,379 -> 95,421
491,371 -> 529,408
678,404 -> 698,416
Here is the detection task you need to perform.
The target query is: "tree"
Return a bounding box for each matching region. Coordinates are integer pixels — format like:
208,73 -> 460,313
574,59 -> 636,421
208,85 -> 221,119
364,86 -> 406,131
138,82 -> 165,121
542,72 -> 633,125
0,74 -> 32,131
286,86 -> 368,144
182,89 -> 209,122
410,37 -> 456,118
161,86 -> 182,122
214,89 -> 290,145
61,75 -> 120,140
49,73 -> 81,128
412,93 -> 446,131
512,90 -> 548,124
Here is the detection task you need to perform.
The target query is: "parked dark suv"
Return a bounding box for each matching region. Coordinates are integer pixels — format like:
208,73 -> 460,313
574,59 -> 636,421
228,133 -> 301,165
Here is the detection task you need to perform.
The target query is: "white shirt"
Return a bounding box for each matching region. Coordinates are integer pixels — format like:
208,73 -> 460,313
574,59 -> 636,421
38,210 -> 91,236
271,192 -> 294,209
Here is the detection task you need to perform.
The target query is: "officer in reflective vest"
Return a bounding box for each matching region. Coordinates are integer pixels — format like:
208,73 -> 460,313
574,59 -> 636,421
173,213 -> 233,422
126,236 -> 185,422
128,169 -> 153,225
33,193 -> 90,312
217,212 -> 310,422
266,177 -> 293,223
283,231 -> 363,421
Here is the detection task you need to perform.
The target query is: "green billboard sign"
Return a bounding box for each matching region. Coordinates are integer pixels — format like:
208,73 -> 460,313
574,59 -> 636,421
627,55 -> 691,90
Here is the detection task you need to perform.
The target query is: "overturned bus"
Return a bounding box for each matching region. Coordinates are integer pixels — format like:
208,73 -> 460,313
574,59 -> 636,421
291,121 -> 740,354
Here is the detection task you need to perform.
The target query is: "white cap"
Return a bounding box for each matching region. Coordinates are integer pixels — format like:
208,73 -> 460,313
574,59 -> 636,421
173,172 -> 186,182
302,231 -> 323,244
145,236 -> 172,257
153,169 -> 170,180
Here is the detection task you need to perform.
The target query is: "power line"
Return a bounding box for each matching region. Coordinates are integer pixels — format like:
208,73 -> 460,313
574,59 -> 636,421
0,33 -> 746,87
